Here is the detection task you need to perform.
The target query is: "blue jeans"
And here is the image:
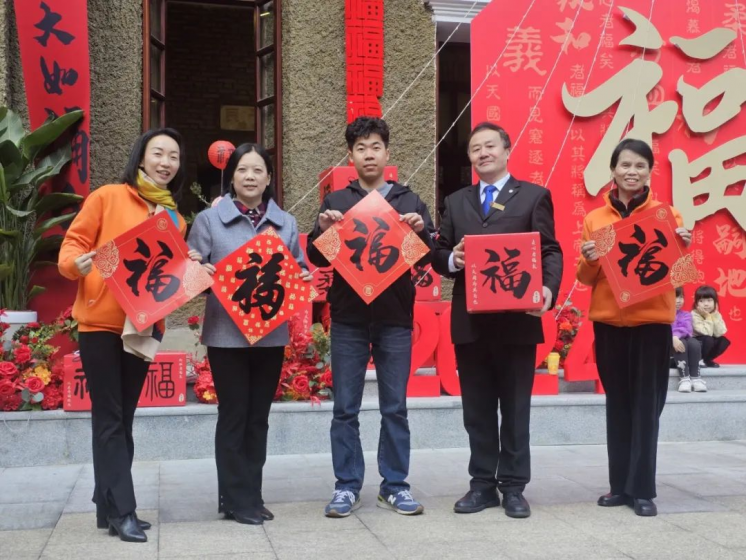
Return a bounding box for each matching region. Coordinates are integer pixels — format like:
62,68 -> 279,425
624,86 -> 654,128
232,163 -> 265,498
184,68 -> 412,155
330,321 -> 412,495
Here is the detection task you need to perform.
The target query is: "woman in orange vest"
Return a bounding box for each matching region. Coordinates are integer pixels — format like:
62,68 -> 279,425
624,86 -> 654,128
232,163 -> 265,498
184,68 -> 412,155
59,128 -> 207,542
577,138 -> 691,517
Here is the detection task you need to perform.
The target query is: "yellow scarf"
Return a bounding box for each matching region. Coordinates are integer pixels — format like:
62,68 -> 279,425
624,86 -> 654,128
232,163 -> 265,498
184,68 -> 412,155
136,169 -> 177,210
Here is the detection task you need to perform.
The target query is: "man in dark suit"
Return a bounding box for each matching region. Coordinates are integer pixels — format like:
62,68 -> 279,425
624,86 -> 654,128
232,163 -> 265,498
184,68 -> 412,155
432,122 -> 563,518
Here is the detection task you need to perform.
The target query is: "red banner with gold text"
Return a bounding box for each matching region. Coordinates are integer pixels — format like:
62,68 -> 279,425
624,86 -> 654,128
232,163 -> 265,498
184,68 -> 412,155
472,0 -> 746,363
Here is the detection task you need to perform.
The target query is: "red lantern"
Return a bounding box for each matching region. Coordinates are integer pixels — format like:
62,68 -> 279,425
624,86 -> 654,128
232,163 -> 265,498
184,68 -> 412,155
208,140 -> 236,170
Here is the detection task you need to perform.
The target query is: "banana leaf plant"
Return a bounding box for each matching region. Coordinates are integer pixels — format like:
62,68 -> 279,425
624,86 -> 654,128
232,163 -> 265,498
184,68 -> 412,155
0,106 -> 85,310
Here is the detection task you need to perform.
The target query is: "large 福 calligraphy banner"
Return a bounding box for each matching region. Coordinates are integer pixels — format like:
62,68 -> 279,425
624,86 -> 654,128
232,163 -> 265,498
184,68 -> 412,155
472,0 -> 746,363
93,215 -> 214,331
14,0 -> 91,325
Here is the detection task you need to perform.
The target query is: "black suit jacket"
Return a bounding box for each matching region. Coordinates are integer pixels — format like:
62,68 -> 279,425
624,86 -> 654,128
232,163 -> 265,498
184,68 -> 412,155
433,177 -> 563,345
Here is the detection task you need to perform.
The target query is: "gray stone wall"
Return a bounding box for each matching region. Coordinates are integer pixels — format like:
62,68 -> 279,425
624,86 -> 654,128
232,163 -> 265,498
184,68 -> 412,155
281,0 -> 437,232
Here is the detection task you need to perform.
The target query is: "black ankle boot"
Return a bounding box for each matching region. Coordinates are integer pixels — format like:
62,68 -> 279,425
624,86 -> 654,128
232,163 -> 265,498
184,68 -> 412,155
98,513 -> 151,530
107,512 -> 148,542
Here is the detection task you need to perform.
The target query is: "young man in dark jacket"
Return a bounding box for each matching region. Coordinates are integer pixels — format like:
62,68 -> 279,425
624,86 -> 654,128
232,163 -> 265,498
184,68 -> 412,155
307,117 -> 435,518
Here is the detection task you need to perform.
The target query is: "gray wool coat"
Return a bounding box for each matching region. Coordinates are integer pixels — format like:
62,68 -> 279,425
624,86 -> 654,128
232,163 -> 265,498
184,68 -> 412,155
187,197 -> 307,348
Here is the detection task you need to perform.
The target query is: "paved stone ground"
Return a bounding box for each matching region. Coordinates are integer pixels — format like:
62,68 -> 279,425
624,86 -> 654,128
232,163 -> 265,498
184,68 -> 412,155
2,442 -> 746,559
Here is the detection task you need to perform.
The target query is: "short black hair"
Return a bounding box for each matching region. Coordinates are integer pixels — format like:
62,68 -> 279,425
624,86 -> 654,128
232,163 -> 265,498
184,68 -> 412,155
122,128 -> 186,201
693,285 -> 720,310
675,286 -> 684,298
610,138 -> 654,170
468,122 -> 511,149
345,117 -> 390,150
222,142 -> 275,203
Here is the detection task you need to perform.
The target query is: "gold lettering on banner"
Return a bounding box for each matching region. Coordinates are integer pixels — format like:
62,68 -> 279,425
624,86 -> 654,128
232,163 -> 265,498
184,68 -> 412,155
619,7 -> 663,49
723,3 -> 746,33
715,267 -> 746,297
552,19 -> 592,52
529,171 -> 545,184
670,137 -> 746,229
504,27 -> 547,76
528,129 -> 544,144
486,85 -> 500,99
670,28 -> 737,59
730,306 -> 743,321
688,19 -> 701,34
558,0 -> 593,11
713,224 -> 746,258
687,0 -> 701,15
529,150 -> 544,165
561,6 -> 746,230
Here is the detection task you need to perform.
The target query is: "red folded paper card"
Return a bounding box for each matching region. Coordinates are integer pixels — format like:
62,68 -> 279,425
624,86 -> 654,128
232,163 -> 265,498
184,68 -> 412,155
312,190 -> 430,304
465,232 -> 543,313
212,227 -> 317,344
299,233 -> 333,302
590,205 -> 698,308
93,214 -> 213,331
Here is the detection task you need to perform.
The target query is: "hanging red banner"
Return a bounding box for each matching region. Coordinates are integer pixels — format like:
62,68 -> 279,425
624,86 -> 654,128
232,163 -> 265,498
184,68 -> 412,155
14,0 -> 92,325
14,0 -> 91,197
92,214 -> 214,331
592,205 -> 698,308
313,190 -> 430,304
212,228 -> 316,344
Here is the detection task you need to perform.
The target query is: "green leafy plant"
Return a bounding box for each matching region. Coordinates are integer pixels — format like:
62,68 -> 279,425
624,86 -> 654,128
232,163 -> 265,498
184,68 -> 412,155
0,107 -> 85,310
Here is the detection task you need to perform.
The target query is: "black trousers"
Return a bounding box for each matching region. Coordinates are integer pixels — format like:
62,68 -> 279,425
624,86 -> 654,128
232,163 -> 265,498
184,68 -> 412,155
594,322 -> 671,499
78,331 -> 149,519
207,346 -> 284,513
455,341 -> 536,494
673,336 -> 701,378
695,335 -> 731,364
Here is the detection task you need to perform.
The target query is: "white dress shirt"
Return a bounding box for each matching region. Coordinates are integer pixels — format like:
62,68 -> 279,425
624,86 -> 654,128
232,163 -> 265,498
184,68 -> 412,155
448,174 -> 511,273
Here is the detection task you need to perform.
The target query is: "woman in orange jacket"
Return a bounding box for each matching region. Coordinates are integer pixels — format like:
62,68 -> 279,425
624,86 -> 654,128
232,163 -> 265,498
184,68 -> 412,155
577,138 -> 691,517
59,128 -> 205,542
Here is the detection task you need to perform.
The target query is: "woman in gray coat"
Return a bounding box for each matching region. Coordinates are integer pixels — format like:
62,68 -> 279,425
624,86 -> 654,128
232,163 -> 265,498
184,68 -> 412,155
188,143 -> 311,525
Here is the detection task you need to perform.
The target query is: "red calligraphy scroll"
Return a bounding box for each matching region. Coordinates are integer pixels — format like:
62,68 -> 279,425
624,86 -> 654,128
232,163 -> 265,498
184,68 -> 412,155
313,190 -> 429,304
465,232 -> 543,312
212,228 -> 316,344
346,0 -> 384,120
591,205 -> 698,308
92,214 -> 213,331
14,0 -> 92,324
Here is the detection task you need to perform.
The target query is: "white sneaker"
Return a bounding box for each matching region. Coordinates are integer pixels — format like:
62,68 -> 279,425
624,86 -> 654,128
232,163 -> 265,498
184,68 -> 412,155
691,378 -> 707,392
678,377 -> 692,393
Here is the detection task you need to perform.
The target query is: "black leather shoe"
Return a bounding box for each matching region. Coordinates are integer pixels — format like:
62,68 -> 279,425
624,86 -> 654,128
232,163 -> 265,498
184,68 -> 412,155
502,492 -> 531,518
230,509 -> 264,525
453,489 -> 500,513
98,514 -> 151,530
631,498 -> 657,517
704,361 -> 720,368
107,513 -> 147,543
597,493 -> 627,507
260,506 -> 274,521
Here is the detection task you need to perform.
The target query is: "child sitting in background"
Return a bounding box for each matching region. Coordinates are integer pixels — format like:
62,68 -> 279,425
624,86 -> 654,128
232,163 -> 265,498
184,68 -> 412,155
673,287 -> 705,392
671,288 -> 707,393
692,285 -> 730,369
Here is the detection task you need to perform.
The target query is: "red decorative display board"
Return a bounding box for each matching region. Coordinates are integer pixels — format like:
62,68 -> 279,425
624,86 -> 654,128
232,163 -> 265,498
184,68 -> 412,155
345,0 -> 384,121
592,205 -> 698,308
92,214 -> 213,331
212,228 -> 316,344
465,232 -> 543,312
313,191 -> 429,304
471,0 -> 746,364
63,352 -> 187,411
412,263 -> 441,301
